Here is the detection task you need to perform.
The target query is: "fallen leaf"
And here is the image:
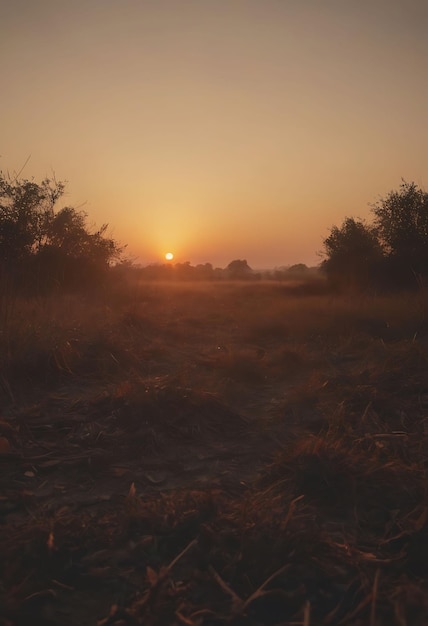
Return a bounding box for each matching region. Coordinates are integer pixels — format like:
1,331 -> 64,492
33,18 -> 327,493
0,437 -> 12,454
47,531 -> 55,553
146,565 -> 158,586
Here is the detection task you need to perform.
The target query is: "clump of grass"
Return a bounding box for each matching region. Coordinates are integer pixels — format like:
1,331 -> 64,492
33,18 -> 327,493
102,378 -> 250,455
260,433 -> 423,527
268,345 -> 309,381
199,345 -> 268,384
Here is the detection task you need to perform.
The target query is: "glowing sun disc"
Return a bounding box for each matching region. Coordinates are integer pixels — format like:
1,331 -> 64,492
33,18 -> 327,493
165,252 -> 174,261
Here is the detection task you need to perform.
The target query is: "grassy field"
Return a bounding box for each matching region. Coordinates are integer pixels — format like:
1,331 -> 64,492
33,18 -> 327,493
1,280 -> 428,625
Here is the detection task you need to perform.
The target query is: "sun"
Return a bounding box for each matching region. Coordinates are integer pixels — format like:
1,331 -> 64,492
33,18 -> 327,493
165,252 -> 174,261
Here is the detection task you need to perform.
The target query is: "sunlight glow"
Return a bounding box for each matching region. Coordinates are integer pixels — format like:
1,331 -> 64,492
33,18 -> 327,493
165,252 -> 174,261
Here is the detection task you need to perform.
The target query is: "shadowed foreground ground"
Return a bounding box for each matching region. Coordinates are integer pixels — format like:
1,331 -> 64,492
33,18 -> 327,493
1,282 -> 428,625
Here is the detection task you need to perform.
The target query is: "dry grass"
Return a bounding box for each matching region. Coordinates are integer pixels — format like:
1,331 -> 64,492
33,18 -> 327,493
1,280 -> 428,625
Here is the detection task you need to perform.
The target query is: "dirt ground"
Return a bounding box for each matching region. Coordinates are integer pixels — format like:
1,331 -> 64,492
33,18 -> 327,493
1,282 -> 428,625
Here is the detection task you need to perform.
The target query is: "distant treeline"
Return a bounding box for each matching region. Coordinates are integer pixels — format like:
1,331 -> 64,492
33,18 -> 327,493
112,259 -> 318,282
2,171 -> 426,295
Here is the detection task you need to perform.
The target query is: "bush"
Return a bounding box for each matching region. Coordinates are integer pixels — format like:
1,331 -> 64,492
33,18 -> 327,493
321,181 -> 428,292
321,217 -> 383,291
0,172 -> 122,293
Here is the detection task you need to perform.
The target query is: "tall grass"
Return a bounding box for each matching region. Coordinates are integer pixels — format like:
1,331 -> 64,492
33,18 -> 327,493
1,279 -> 427,410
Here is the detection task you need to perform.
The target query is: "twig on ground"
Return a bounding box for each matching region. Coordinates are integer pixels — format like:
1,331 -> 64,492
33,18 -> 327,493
241,563 -> 291,612
208,565 -> 243,610
167,538 -> 198,572
370,569 -> 380,626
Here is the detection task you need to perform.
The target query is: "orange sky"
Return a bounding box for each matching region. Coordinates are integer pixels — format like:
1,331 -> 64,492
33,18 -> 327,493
2,0 -> 428,268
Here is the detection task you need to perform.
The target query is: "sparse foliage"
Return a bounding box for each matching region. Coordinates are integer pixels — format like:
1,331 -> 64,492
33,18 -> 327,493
0,172 -> 122,292
371,180 -> 428,285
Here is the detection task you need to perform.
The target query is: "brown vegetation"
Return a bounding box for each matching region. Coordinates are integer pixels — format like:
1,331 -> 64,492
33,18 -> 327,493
1,280 -> 428,625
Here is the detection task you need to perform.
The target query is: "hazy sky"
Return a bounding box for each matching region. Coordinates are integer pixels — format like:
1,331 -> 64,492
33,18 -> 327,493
2,0 -> 427,267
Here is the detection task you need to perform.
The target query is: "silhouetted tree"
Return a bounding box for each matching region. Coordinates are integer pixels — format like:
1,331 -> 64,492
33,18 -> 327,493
226,259 -> 253,279
0,172 -> 122,292
287,263 -> 309,274
321,217 -> 383,291
174,261 -> 195,280
0,175 -> 64,265
195,263 -> 214,280
371,180 -> 428,286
